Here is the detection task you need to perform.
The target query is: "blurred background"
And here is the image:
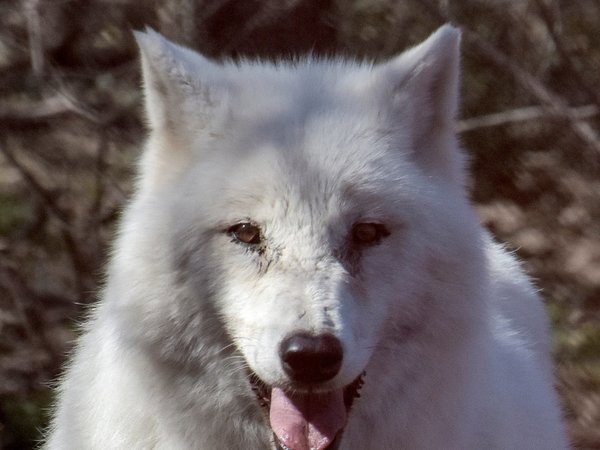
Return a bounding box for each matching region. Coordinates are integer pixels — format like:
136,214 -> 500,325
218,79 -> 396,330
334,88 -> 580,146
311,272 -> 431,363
0,0 -> 599,448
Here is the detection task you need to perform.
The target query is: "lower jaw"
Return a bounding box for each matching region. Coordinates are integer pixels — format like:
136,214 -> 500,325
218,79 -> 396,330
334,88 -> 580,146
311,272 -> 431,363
250,372 -> 366,450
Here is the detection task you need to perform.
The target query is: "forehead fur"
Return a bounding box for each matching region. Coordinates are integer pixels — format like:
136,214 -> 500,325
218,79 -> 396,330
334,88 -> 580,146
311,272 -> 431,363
135,25 -> 463,197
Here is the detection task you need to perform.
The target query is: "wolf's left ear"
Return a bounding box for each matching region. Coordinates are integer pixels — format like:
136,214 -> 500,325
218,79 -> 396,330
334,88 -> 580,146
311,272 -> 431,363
377,25 -> 463,184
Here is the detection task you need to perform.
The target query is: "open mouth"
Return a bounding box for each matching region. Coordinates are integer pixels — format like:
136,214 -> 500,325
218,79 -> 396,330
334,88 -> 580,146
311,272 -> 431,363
249,372 -> 366,450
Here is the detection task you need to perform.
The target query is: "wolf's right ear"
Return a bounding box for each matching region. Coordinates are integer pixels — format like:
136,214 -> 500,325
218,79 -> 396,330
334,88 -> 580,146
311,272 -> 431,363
133,28 -> 225,134
133,30 -> 228,191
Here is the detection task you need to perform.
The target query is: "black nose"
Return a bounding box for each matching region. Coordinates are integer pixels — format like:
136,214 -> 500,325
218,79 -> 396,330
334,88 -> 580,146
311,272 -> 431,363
279,333 -> 343,384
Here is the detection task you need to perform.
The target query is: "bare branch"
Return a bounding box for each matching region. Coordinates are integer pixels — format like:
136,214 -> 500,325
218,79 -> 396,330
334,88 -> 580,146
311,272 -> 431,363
0,82 -> 135,126
0,93 -> 74,122
0,141 -> 96,300
415,0 -> 600,154
218,1 -> 301,55
534,0 -> 600,108
24,0 -> 45,77
459,104 -> 599,132
0,263 -> 42,347
461,28 -> 600,154
0,142 -> 70,224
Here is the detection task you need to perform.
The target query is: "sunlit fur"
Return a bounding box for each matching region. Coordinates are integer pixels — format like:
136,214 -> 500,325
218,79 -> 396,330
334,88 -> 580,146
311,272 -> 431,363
44,26 -> 568,449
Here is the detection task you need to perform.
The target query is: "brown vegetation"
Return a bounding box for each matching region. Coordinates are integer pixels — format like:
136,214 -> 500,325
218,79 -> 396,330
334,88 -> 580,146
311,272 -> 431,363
1,1 -> 599,448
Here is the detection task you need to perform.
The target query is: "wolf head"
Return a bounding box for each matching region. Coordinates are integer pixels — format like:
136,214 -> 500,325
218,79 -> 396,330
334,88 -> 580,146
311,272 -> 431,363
112,25 -> 487,449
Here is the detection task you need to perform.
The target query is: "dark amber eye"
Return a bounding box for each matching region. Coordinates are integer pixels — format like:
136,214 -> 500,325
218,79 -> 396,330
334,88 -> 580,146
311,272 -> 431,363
228,223 -> 261,245
351,223 -> 389,246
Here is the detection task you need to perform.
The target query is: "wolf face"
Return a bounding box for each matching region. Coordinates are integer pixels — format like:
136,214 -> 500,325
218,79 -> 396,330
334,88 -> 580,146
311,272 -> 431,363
118,25 -> 487,450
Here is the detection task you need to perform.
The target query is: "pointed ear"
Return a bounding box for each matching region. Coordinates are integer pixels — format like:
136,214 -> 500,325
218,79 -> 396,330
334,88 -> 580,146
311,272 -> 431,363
133,29 -> 227,191
376,25 -> 464,184
133,28 -> 226,134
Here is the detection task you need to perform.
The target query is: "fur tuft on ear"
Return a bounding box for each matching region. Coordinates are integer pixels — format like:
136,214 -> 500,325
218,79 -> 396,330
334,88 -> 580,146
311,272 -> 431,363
376,25 -> 464,185
133,30 -> 229,192
133,28 -> 226,134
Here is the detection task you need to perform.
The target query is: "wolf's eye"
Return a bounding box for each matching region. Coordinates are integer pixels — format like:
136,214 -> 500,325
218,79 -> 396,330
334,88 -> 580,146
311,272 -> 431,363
351,223 -> 389,246
228,223 -> 261,245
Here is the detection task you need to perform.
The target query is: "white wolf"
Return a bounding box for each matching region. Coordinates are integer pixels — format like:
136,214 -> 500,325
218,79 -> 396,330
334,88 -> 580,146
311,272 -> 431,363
44,25 -> 568,450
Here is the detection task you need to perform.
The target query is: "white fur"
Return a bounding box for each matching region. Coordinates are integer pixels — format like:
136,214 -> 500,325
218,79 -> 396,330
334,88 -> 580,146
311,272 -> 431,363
43,25 -> 568,449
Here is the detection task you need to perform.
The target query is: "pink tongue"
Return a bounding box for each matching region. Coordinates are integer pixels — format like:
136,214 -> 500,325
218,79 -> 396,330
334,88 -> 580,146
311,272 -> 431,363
269,387 -> 346,450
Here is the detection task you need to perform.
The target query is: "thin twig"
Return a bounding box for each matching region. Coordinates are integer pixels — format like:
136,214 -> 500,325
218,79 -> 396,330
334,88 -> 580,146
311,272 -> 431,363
0,83 -> 136,127
24,0 -> 45,77
90,134 -> 109,220
462,28 -> 600,153
459,104 -> 599,132
533,0 -> 600,109
49,72 -> 105,124
0,264 -> 41,347
0,140 -> 96,301
0,142 -> 69,224
415,0 -> 600,154
0,93 -> 73,121
218,1 -> 301,55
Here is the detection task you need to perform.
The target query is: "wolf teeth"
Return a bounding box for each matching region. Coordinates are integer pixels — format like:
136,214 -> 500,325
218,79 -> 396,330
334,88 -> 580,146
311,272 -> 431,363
343,371 -> 366,410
